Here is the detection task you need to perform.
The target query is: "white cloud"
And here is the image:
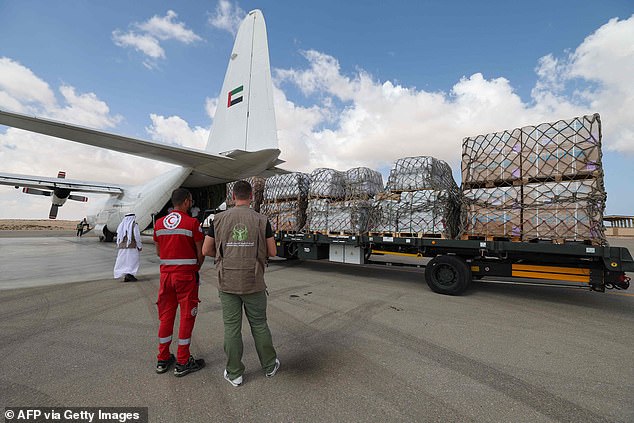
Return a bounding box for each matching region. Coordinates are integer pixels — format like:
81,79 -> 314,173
145,114 -> 209,150
0,58 -> 56,112
208,0 -> 245,35
139,10 -> 202,43
112,10 -> 201,68
112,30 -> 165,59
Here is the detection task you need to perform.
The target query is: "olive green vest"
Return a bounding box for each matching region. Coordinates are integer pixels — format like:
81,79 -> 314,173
214,206 -> 268,294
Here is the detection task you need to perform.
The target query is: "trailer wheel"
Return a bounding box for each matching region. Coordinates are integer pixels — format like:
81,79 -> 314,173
425,255 -> 471,295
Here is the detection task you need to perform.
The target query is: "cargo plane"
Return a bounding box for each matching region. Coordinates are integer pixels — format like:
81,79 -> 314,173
0,10 -> 283,241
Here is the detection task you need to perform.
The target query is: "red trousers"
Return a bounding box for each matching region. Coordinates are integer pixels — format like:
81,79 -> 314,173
157,271 -> 200,364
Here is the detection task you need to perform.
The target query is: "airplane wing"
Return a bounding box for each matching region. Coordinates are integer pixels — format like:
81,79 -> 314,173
257,166 -> 290,178
0,109 -> 233,168
0,172 -> 124,194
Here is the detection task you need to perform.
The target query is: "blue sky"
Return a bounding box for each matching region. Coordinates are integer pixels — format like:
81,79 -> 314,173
0,0 -> 633,219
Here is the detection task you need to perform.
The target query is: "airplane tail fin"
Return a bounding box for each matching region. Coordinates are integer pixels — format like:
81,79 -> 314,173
207,9 -> 278,155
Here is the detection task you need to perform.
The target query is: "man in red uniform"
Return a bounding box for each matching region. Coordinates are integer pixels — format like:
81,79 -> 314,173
153,188 -> 206,376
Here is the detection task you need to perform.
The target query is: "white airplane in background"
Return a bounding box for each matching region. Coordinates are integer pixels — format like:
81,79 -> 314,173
0,10 -> 284,241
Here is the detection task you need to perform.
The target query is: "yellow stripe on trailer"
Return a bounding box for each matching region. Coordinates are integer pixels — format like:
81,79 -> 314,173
371,250 -> 423,258
512,264 -> 591,276
511,264 -> 591,283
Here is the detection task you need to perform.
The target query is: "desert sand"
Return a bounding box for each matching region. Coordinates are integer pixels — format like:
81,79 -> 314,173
0,219 -> 78,231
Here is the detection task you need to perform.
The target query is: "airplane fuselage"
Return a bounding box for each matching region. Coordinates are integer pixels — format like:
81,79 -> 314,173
88,166 -> 191,239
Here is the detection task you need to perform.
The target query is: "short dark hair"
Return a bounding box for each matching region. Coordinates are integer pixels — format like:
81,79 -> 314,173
171,188 -> 191,206
233,180 -> 252,200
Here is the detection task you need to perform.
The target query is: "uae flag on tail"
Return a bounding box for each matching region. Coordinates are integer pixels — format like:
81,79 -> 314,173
227,85 -> 244,107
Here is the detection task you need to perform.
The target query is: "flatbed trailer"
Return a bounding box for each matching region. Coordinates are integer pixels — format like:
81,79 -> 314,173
274,232 -> 633,295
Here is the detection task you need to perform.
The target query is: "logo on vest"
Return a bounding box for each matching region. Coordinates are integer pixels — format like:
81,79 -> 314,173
164,212 -> 181,229
232,223 -> 249,241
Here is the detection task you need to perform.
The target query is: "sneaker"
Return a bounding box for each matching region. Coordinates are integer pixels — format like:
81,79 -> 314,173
266,358 -> 280,378
156,354 -> 175,374
223,369 -> 243,387
173,356 -> 205,377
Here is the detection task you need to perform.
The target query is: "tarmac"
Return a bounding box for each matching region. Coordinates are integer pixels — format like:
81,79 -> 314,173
1,232 -> 633,422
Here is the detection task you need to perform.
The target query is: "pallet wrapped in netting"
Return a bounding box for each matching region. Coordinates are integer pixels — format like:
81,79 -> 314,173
308,168 -> 346,199
386,156 -> 458,192
398,191 -> 461,237
461,114 -> 606,243
522,115 -> 601,181
371,190 -> 461,238
263,173 -> 310,201
462,129 -> 522,185
226,177 -> 265,211
462,187 -> 522,238
522,180 -> 605,242
260,172 -> 310,233
305,167 -> 383,234
345,167 -> 384,200
260,200 -> 307,232
462,114 -> 602,186
371,156 -> 462,238
305,199 -> 330,233
305,198 -> 372,234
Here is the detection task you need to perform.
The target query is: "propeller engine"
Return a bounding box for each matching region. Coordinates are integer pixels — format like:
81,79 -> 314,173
20,171 -> 88,219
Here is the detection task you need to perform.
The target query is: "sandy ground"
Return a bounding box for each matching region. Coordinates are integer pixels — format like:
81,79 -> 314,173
0,219 -> 77,231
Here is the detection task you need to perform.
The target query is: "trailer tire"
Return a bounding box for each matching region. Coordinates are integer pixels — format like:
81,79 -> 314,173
425,255 -> 471,295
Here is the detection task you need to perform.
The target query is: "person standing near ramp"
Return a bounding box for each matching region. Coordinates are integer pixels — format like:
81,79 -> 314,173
113,213 -> 142,282
202,180 -> 280,387
153,188 -> 206,377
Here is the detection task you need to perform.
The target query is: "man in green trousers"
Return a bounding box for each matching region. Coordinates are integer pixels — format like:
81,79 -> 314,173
202,180 -> 280,387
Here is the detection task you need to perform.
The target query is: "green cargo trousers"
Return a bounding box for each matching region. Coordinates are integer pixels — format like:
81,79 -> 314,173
219,290 -> 277,379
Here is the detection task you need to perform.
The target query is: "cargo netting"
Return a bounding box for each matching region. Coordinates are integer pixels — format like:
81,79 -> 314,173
308,168 -> 346,199
461,113 -> 606,243
370,156 -> 462,238
305,167 -> 384,234
226,177 -> 266,212
260,173 -> 310,232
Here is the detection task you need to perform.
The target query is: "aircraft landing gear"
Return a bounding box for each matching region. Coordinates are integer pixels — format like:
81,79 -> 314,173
100,226 -> 116,242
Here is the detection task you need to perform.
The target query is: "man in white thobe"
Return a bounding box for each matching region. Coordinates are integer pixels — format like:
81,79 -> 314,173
114,213 -> 143,282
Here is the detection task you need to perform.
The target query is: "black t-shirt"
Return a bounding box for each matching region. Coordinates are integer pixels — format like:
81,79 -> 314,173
207,220 -> 273,238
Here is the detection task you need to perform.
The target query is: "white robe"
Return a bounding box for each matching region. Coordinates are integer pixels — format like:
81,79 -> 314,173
114,248 -> 141,278
113,219 -> 142,278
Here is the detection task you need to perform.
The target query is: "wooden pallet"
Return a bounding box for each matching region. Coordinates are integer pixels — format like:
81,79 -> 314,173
461,234 -> 522,242
523,237 -> 600,246
396,232 -> 445,239
461,234 -> 601,245
327,231 -> 359,237
368,232 -> 395,237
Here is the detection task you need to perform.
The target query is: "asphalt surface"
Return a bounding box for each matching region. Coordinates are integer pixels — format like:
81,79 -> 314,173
0,234 -> 633,422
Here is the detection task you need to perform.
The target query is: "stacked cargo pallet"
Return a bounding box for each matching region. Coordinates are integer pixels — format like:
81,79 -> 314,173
305,167 -> 383,235
370,156 -> 462,238
260,173 -> 310,232
225,177 -> 266,212
461,113 -> 606,244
